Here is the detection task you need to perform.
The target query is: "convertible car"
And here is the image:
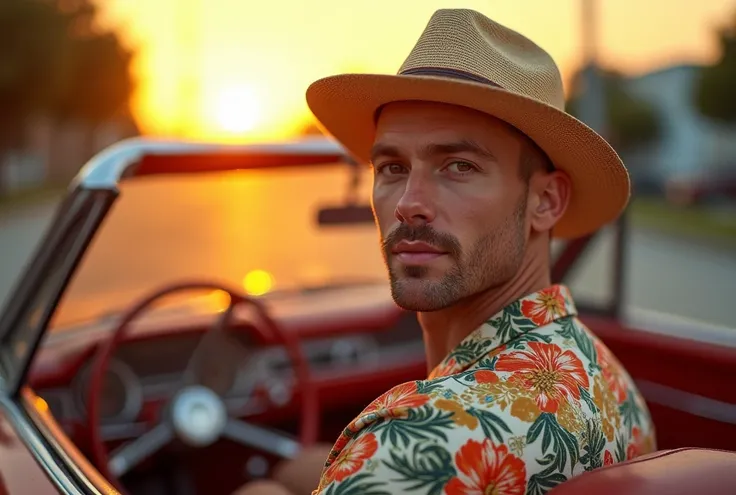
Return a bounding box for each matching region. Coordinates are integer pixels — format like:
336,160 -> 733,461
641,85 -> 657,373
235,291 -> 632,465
0,137 -> 734,495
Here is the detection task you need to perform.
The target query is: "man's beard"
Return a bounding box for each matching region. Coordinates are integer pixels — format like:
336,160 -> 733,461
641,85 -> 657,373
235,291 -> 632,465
380,193 -> 528,312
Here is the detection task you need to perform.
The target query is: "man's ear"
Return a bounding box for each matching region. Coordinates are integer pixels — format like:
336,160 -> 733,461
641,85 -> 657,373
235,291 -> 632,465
529,170 -> 571,233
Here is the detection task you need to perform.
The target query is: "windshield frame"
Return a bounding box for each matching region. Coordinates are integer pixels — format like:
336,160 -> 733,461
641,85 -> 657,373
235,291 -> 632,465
0,187 -> 116,393
0,138 -> 355,393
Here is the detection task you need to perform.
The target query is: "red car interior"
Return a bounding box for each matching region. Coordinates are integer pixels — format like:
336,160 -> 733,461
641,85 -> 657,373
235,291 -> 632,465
26,285 -> 736,494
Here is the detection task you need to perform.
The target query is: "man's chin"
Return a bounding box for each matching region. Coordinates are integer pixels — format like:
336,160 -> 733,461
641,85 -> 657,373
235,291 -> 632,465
389,278 -> 457,312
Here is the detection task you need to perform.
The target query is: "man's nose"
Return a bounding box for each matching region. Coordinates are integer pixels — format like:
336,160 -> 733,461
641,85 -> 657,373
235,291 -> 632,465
395,174 -> 436,225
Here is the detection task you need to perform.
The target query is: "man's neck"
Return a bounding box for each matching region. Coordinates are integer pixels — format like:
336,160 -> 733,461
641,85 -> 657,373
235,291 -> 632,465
418,244 -> 552,373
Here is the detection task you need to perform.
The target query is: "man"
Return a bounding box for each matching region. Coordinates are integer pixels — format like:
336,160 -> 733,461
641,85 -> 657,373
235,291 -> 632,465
238,8 -> 655,495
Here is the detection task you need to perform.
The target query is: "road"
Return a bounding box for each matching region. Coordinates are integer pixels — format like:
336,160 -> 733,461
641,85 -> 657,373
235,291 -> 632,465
0,200 -> 57,306
0,195 -> 732,330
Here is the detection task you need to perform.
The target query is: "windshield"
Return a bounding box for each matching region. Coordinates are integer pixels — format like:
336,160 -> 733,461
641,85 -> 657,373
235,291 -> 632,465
49,162 -> 385,330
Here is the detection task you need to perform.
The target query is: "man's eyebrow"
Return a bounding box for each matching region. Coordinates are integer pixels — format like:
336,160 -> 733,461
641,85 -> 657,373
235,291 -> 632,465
369,139 -> 498,164
369,143 -> 401,164
421,139 -> 498,161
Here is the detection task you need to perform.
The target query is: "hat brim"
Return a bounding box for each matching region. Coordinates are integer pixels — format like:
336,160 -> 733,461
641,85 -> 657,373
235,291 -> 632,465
306,73 -> 630,239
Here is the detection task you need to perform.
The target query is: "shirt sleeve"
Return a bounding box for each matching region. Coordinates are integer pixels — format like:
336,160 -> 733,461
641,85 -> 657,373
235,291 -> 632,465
313,399 -> 561,495
312,342 -> 649,495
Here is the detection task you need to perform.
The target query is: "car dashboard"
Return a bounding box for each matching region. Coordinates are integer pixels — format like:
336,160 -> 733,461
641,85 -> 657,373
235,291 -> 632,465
32,310 -> 427,445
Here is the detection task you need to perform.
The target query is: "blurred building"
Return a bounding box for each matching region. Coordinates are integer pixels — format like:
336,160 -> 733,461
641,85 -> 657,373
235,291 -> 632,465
618,65 -> 736,203
1,115 -> 139,194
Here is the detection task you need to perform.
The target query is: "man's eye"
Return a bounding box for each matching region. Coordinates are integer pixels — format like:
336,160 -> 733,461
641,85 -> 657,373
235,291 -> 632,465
446,161 -> 476,174
379,164 -> 407,175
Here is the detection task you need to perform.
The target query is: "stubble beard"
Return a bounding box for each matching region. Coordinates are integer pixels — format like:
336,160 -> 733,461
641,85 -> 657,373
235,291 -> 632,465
382,193 -> 528,312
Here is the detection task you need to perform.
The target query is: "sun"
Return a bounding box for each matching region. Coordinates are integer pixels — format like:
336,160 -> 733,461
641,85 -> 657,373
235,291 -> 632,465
212,85 -> 262,133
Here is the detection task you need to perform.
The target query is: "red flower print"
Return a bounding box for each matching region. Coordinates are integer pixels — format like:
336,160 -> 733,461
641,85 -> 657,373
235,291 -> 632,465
474,370 -> 499,384
445,438 -> 526,495
604,450 -> 614,466
361,381 -> 430,418
595,340 -> 629,403
429,357 -> 458,379
495,342 -> 590,413
322,433 -> 378,485
627,427 -> 642,460
521,286 -> 567,326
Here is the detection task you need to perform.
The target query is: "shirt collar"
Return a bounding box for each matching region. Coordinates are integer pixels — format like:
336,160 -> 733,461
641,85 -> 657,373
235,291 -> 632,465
427,284 -> 577,379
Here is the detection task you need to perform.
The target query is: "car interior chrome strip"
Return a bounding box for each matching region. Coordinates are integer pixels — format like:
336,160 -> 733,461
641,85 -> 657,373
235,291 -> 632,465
74,138 -> 349,190
635,379 -> 736,425
21,388 -> 115,494
7,194 -> 115,394
0,394 -> 91,495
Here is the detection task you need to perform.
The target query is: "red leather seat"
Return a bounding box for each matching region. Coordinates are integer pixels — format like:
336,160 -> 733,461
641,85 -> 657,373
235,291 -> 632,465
549,448 -> 736,494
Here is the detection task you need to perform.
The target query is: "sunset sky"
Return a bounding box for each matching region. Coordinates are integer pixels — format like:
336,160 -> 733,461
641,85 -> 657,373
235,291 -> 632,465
96,0 -> 735,142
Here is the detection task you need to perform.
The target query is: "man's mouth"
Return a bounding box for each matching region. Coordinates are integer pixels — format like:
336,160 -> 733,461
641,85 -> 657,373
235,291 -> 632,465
391,240 -> 448,265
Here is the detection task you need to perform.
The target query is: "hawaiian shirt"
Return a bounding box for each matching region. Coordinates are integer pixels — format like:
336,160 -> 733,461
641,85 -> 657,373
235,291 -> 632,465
313,285 -> 656,495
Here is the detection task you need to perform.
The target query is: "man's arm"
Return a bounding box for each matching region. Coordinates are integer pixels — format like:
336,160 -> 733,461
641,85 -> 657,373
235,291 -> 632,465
310,390 -> 640,495
313,401 -> 542,495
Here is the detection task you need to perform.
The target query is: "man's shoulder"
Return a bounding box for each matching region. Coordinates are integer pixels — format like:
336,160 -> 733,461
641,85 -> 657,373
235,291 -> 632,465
314,317 -> 657,494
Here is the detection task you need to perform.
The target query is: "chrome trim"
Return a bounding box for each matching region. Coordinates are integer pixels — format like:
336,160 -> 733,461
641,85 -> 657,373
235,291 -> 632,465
2,191 -> 116,394
22,389 -> 117,494
72,137 -> 348,190
108,422 -> 174,477
636,379 -> 736,425
222,419 -> 301,459
36,388 -> 77,419
0,394 -> 93,494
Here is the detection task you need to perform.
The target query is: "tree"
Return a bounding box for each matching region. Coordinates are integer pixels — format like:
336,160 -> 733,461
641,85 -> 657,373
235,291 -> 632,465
52,0 -> 136,124
0,0 -> 67,149
694,12 -> 736,123
566,66 -> 661,152
0,0 -> 136,150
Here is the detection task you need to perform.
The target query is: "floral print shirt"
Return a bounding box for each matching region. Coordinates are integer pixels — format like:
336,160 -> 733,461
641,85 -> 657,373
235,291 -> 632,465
313,285 -> 656,495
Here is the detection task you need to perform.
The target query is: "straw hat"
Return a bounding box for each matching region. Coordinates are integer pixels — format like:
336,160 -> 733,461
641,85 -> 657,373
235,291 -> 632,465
306,8 -> 630,239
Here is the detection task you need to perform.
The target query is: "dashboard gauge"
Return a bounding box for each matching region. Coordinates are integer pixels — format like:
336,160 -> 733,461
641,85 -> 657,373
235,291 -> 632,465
74,359 -> 143,423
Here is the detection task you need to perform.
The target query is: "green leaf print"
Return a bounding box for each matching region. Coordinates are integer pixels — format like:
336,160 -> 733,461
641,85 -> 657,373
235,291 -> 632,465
466,407 -> 512,443
417,377 -> 451,395
578,385 -> 599,414
384,443 -> 456,495
526,463 -> 568,495
556,316 -> 599,374
620,393 -> 643,432
580,418 -> 606,471
323,473 -> 391,495
478,356 -> 496,370
449,369 -> 484,384
615,432 -> 627,463
527,413 -> 580,472
371,405 -> 454,449
447,339 -> 488,365
489,301 -> 538,343
505,332 -> 553,350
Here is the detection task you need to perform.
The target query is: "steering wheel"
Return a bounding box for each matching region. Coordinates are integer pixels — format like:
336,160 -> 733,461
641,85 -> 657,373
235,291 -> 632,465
86,281 -> 320,493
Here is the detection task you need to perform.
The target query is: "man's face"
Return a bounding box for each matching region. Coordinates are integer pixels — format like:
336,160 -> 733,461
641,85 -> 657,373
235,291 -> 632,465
371,101 -> 531,312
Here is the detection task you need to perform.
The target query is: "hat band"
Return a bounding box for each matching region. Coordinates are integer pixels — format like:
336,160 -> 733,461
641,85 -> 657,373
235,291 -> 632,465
400,67 -> 502,88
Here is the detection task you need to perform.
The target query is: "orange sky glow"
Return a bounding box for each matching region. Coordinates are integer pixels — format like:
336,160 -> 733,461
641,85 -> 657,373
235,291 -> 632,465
95,0 -> 735,142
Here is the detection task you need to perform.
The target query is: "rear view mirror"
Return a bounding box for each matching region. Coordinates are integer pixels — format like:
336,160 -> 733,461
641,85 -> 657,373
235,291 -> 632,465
317,205 -> 375,226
